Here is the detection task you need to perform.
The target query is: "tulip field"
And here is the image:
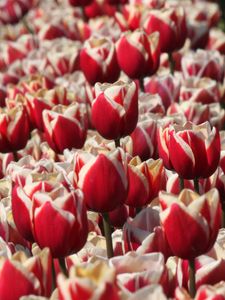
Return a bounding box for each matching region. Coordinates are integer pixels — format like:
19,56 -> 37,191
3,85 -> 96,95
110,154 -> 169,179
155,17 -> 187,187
1,0 -> 225,299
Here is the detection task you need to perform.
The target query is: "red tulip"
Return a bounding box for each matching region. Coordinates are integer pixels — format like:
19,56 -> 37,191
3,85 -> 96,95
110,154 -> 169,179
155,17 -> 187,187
32,186 -> 88,258
58,261 -> 119,300
122,5 -> 144,30
144,72 -> 180,110
43,103 -> 88,154
181,49 -> 225,83
116,29 -> 160,79
123,207 -> 172,259
77,148 -> 128,212
0,105 -> 30,153
110,252 -> 169,295
158,122 -> 221,179
177,255 -> 225,291
92,81 -> 138,140
160,189 -> 221,259
143,7 -> 187,52
46,39 -> 81,76
80,36 -> 120,85
0,0 -> 32,24
124,116 -> 158,162
0,248 -> 52,300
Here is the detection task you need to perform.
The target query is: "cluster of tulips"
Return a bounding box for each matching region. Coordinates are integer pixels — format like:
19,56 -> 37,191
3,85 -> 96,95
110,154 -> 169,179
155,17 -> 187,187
1,0 -> 225,299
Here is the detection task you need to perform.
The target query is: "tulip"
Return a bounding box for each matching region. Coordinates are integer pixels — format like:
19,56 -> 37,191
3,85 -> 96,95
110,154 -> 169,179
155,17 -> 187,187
0,248 -> 52,300
138,93 -> 165,115
0,0 -> 32,24
180,77 -> 221,105
160,189 -> 221,296
0,105 -> 30,154
195,282 -> 225,300
92,81 -> 138,141
77,148 -> 128,258
110,252 -> 169,295
181,49 -> 225,83
80,36 -> 120,85
123,207 -> 172,259
177,255 -> 225,292
126,157 -> 166,208
143,7 -> 187,53
160,188 -> 221,259
122,5 -> 144,30
57,261 -> 119,300
144,72 -> 180,110
45,39 -> 81,76
38,23 -> 65,41
77,148 -> 128,213
116,29 -> 160,80
43,103 -> 88,154
12,175 -> 88,258
158,122 -> 221,180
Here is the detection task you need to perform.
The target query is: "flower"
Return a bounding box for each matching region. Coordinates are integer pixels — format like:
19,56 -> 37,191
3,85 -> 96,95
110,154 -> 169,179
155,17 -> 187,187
80,36 -> 120,85
160,189 -> 221,259
92,81 -> 138,140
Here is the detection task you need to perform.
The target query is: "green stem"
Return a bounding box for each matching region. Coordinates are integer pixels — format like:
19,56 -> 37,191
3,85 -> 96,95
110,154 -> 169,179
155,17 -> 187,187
194,178 -> 199,194
13,151 -> 18,162
51,259 -> 56,291
179,176 -> 184,192
189,258 -> 196,298
168,52 -> 175,75
136,207 -> 142,215
114,138 -> 120,148
139,76 -> 145,92
81,6 -> 88,22
102,212 -> 114,258
58,257 -> 68,277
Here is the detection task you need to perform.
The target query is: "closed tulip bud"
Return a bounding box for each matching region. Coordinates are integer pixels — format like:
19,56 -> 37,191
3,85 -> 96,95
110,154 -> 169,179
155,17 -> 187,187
80,36 -> 120,85
77,148 -> 128,212
0,105 -> 30,153
167,122 -> 220,179
116,29 -> 160,79
122,5 -> 144,30
43,103 -> 88,154
160,189 -> 221,259
143,7 -> 187,53
124,116 -> 158,161
144,72 -> 180,110
92,81 -> 138,140
32,186 -> 88,258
